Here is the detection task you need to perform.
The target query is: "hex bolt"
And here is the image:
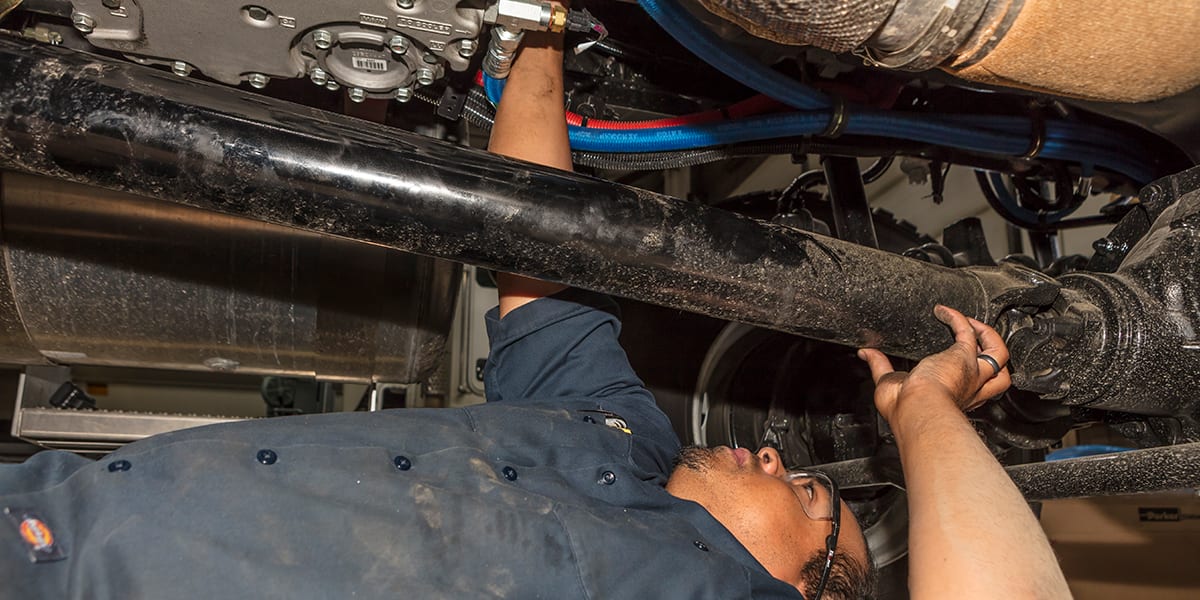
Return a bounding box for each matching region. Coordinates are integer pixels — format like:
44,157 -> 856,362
312,29 -> 333,50
1092,237 -> 1127,255
247,73 -> 270,89
309,67 -> 329,86
171,61 -> 192,77
246,5 -> 270,21
71,12 -> 96,33
395,87 -> 413,102
325,80 -> 340,91
458,39 -> 477,58
396,0 -> 414,9
388,35 -> 410,55
348,88 -> 367,103
416,67 -> 436,86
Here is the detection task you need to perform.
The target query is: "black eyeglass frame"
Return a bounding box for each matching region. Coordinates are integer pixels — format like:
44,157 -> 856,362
786,470 -> 841,600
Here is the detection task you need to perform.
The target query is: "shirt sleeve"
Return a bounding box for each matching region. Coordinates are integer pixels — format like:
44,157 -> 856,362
483,288 -> 680,477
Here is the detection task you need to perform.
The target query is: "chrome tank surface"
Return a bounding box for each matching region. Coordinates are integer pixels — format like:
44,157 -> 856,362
0,172 -> 460,382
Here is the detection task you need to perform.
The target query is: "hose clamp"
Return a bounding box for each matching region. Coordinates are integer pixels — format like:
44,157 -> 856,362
819,98 -> 849,139
1021,107 -> 1046,160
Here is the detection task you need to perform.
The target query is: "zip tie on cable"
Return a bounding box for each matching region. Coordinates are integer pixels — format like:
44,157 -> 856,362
819,98 -> 848,138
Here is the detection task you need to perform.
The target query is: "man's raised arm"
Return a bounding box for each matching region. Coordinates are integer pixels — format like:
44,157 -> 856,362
859,306 -> 1072,599
487,21 -> 570,317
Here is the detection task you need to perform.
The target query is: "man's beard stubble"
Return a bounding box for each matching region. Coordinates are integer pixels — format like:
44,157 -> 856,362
674,445 -> 719,473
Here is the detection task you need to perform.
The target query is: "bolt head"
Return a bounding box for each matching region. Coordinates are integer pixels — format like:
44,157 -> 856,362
388,35 -> 410,55
247,73 -> 269,89
458,39 -> 477,58
171,61 -> 192,77
309,67 -> 328,86
396,0 -> 414,9
312,29 -> 333,50
246,5 -> 270,21
417,67 -> 435,86
72,12 -> 96,33
348,88 -> 367,103
395,87 -> 413,102
325,81 -> 340,91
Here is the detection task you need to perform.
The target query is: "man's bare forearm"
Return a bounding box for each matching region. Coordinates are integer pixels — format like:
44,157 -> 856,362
890,395 -> 1071,599
488,29 -> 571,316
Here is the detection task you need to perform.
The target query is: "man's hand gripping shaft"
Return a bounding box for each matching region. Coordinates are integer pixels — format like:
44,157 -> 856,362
858,305 -> 1071,599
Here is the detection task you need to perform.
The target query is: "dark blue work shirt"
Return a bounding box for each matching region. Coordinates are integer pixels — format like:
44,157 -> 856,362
0,289 -> 802,599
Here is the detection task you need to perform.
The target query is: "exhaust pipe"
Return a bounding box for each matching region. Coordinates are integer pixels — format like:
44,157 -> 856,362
692,0 -> 1200,102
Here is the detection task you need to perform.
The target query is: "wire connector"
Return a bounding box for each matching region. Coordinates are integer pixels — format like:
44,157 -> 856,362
565,8 -> 608,55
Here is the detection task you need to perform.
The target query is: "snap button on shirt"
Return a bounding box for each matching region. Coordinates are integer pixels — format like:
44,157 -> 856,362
107,460 -> 131,473
256,449 -> 277,465
502,466 -> 518,481
393,455 -> 412,471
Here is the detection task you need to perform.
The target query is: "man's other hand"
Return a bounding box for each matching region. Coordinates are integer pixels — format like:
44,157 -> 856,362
856,305 -> 1011,423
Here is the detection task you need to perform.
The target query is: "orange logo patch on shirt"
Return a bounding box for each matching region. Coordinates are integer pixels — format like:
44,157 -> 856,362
19,518 -> 54,550
4,507 -> 65,562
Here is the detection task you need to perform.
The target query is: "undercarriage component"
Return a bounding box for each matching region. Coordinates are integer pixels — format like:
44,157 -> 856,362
65,0 -> 485,98
0,36 -> 1059,363
1006,166 -> 1200,414
691,0 -> 1200,102
0,172 -> 460,382
821,442 -> 1200,502
11,367 -> 244,454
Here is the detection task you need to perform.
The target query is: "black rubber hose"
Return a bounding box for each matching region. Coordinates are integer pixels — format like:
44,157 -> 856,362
974,170 -> 1117,232
861,156 -> 895,184
571,143 -> 808,170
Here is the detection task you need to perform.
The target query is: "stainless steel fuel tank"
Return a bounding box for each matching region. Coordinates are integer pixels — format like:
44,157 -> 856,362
0,171 -> 459,382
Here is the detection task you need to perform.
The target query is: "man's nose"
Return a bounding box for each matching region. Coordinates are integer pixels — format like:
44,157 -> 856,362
755,447 -> 783,475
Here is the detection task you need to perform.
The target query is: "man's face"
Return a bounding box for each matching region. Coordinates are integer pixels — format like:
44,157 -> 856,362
666,446 -> 873,599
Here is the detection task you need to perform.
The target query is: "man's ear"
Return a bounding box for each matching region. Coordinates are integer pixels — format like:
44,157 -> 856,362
756,447 -> 783,476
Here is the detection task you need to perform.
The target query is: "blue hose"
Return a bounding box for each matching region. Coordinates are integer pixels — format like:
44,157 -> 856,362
636,0 -> 830,111
1045,445 -> 1133,461
485,0 -> 1161,185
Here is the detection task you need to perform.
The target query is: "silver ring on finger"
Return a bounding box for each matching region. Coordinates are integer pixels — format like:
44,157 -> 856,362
977,353 -> 1002,376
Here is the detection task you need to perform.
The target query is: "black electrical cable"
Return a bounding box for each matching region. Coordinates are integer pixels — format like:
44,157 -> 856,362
571,143 -> 809,170
777,169 -> 825,212
860,156 -> 894,184
974,171 -> 1118,232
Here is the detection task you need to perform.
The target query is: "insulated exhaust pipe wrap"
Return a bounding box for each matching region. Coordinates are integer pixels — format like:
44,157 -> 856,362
692,0 -> 1200,102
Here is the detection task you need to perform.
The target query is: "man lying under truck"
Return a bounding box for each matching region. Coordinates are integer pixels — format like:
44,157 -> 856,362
0,27 -> 1070,600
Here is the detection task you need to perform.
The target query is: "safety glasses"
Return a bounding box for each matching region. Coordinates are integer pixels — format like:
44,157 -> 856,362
785,470 -> 841,600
